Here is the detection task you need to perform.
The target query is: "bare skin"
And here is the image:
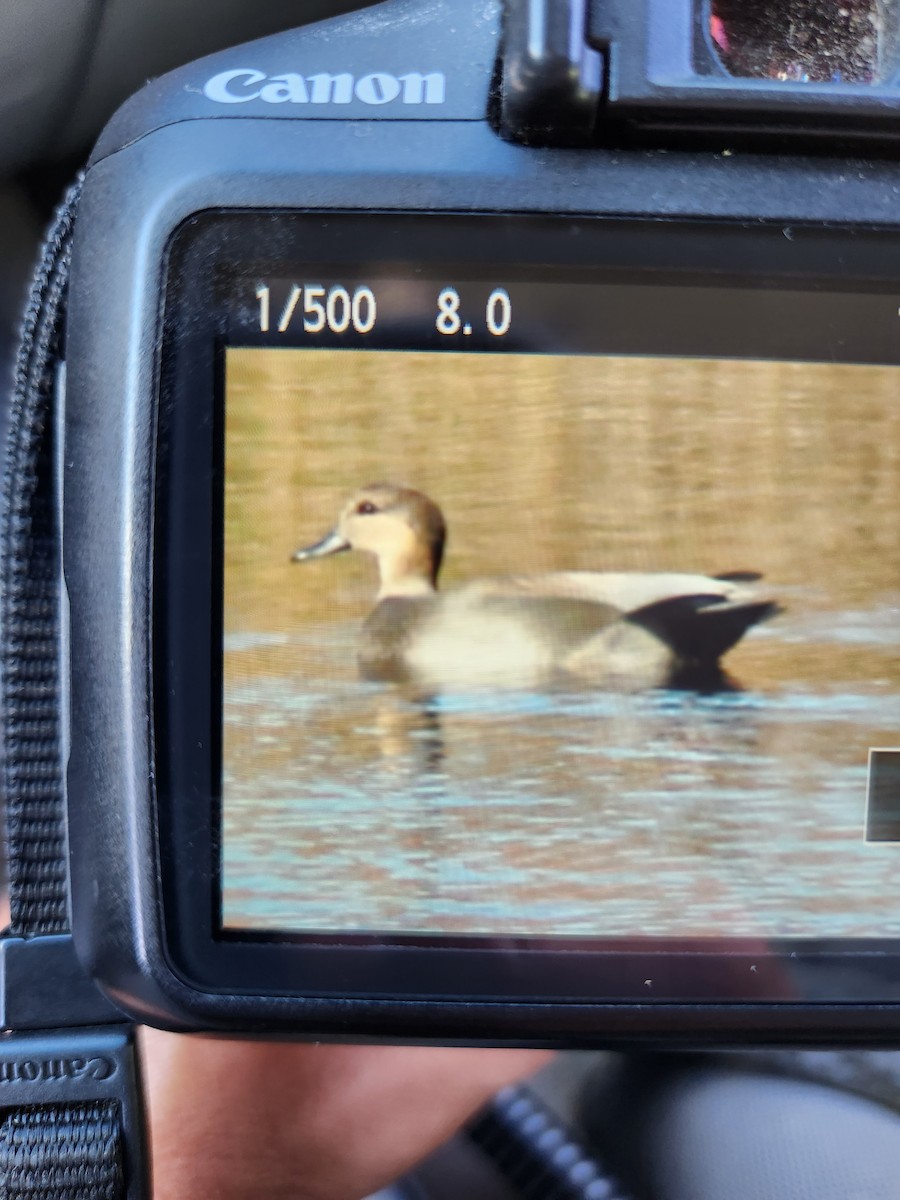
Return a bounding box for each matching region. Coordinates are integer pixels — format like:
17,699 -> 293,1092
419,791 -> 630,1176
141,1028 -> 550,1200
0,896 -> 546,1199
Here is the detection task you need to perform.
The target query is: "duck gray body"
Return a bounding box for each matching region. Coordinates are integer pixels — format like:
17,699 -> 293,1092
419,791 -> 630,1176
292,483 -> 780,690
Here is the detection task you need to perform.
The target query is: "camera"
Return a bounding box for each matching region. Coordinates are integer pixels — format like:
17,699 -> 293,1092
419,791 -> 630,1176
4,0 -> 900,1048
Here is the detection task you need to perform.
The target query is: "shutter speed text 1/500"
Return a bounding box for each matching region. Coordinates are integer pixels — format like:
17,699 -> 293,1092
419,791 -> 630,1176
254,283 -> 513,338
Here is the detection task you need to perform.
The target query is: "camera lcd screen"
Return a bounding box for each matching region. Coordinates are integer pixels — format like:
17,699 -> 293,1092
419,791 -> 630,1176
156,212 -> 900,1009
219,305 -> 900,943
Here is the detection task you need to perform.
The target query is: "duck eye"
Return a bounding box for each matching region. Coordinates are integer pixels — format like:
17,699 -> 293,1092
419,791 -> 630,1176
356,500 -> 378,515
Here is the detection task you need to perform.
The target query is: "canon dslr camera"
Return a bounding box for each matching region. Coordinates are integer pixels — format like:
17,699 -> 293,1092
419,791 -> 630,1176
3,0 -> 900,1125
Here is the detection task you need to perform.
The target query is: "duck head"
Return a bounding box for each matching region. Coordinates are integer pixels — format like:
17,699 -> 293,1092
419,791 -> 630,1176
291,483 -> 446,599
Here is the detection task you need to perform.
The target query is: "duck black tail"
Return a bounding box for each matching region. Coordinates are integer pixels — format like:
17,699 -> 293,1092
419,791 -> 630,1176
628,595 -> 782,665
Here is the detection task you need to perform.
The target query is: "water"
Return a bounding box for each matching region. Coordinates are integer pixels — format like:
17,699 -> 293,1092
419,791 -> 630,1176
221,349 -> 900,939
222,628 -> 900,937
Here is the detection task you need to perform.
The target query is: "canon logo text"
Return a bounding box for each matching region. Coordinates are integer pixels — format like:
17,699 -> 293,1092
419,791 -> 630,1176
0,1056 -> 116,1084
203,69 -> 446,106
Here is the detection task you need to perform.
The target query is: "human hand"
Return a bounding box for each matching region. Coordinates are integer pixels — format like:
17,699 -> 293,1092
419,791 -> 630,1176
142,1026 -> 551,1200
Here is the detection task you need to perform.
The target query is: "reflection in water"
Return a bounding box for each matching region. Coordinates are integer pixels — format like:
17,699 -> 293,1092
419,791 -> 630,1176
221,350 -> 900,938
371,689 -> 446,773
223,658 -> 900,937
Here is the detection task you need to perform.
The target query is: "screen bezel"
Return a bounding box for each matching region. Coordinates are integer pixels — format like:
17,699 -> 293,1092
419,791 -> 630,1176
156,210 -> 900,1004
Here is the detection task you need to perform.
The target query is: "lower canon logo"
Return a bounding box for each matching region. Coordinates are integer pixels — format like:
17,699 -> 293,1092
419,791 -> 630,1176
0,1056 -> 116,1084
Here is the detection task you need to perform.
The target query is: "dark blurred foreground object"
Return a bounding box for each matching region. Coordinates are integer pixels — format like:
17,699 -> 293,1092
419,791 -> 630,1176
0,0 -> 373,176
709,0 -> 900,84
0,188 -> 41,432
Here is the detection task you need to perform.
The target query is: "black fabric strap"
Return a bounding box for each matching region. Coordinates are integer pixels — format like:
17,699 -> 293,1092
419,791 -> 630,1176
1,181 -> 141,1199
0,175 -> 144,1200
1,176 -> 83,938
0,1029 -> 142,1200
0,1102 -> 123,1200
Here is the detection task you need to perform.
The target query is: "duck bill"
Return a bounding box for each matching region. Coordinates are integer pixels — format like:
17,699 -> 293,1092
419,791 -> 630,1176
291,529 -> 351,562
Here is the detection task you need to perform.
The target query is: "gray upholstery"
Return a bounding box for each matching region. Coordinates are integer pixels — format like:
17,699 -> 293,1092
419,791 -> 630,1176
0,1 -> 100,174
584,1056 -> 900,1200
0,1 -> 373,174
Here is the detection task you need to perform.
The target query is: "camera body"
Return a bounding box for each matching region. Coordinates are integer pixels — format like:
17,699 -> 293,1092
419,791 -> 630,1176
25,0 -> 900,1039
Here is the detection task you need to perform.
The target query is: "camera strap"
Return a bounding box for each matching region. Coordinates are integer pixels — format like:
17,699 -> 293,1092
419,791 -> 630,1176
2,176 -> 79,940
1,177 -> 146,1199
